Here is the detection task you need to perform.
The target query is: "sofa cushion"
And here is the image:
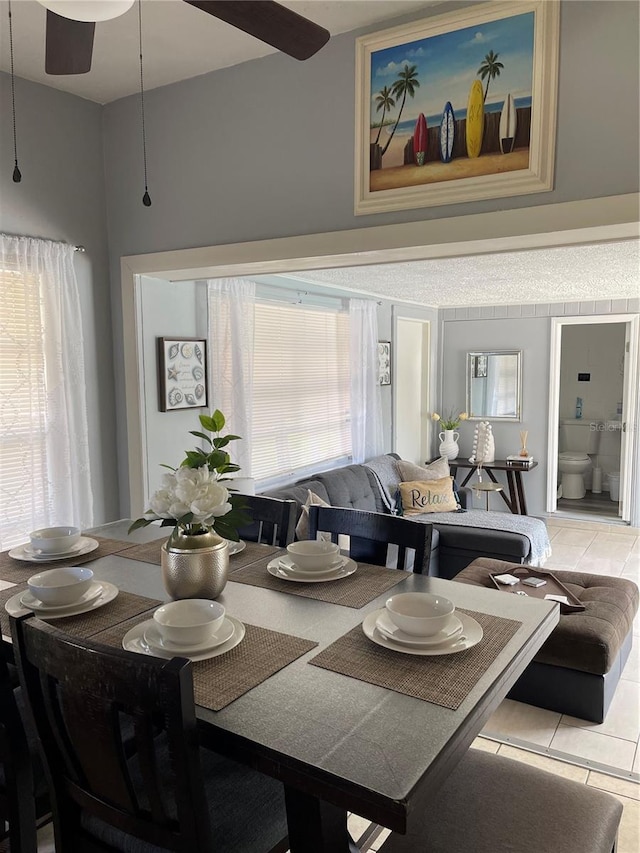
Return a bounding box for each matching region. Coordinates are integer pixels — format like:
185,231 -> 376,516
455,558 -> 639,675
315,464 -> 379,511
263,480 -> 330,522
399,477 -> 458,514
396,457 -> 450,483
294,490 -> 331,540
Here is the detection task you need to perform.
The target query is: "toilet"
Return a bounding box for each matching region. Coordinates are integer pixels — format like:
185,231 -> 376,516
558,418 -> 602,499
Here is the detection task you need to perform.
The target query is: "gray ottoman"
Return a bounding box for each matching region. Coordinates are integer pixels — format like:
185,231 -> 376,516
455,557 -> 639,722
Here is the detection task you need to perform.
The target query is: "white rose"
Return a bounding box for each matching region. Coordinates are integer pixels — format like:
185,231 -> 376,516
190,481 -> 230,524
148,488 -> 174,518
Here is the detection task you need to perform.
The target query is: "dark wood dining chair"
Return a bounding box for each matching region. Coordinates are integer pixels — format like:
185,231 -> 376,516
0,639 -> 49,853
307,505 -> 433,574
10,614 -> 289,853
236,494 -> 297,547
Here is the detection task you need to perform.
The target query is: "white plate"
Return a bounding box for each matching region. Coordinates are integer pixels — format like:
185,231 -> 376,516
363,610 -> 483,656
20,580 -> 103,613
375,610 -> 463,647
123,615 -> 245,661
227,539 -> 246,556
8,537 -> 99,563
143,617 -> 235,655
267,556 -> 357,583
278,555 -> 346,575
5,582 -> 119,620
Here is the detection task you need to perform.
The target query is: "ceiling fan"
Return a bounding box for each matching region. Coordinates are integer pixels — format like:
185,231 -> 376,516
38,0 -> 331,75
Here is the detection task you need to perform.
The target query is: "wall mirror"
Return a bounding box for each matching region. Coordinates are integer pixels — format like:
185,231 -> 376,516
466,351 -> 522,421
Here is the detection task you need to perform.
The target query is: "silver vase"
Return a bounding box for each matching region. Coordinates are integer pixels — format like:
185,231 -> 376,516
161,528 -> 229,600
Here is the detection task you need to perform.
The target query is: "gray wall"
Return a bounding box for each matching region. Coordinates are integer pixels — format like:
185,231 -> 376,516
0,74 -> 118,524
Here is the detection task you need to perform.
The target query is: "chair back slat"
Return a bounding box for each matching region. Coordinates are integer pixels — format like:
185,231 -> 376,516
11,615 -> 213,852
307,505 -> 433,574
237,495 -> 297,547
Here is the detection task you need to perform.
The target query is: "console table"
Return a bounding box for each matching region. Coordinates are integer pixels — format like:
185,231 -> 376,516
449,459 -> 538,516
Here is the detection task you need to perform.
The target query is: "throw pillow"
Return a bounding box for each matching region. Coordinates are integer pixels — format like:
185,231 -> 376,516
399,477 -> 458,514
294,490 -> 332,541
396,457 -> 450,483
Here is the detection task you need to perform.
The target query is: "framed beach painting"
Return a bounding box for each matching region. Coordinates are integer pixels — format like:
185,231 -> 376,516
354,0 -> 559,215
157,337 -> 208,412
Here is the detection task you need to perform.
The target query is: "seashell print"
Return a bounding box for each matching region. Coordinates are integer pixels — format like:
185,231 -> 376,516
194,343 -> 203,363
194,384 -> 204,399
168,388 -> 183,407
181,343 -> 193,358
192,366 -> 203,380
168,343 -> 179,360
184,394 -> 196,405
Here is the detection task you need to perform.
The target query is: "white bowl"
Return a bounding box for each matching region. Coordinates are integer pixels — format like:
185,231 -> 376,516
27,566 -> 94,606
29,526 -> 81,555
385,592 -> 455,637
153,599 -> 226,647
286,540 -> 340,571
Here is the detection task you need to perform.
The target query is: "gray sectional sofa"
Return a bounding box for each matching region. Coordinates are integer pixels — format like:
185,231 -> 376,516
264,455 -> 534,579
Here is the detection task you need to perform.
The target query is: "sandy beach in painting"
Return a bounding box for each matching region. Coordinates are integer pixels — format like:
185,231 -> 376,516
369,128 -> 529,191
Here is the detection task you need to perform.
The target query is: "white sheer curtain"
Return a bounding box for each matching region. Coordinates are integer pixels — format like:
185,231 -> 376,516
0,235 -> 93,548
207,279 -> 255,478
349,298 -> 383,462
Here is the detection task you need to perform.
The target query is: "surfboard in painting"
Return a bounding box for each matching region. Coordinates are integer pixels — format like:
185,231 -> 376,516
465,79 -> 484,158
413,113 -> 427,165
439,101 -> 455,163
499,92 -> 517,153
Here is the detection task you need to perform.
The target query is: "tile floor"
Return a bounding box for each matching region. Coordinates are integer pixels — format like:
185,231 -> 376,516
19,516 -> 640,852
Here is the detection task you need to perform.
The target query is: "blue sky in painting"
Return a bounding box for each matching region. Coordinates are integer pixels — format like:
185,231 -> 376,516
370,11 -> 534,123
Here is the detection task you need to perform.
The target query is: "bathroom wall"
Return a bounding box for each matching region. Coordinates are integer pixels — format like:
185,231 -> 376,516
559,323 -> 625,487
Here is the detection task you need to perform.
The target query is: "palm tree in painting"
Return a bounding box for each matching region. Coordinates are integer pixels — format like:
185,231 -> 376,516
381,64 -> 420,157
477,50 -> 504,103
373,86 -> 396,145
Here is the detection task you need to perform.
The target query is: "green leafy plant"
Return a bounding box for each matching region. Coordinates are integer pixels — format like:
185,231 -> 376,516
431,410 -> 469,430
128,410 -> 251,540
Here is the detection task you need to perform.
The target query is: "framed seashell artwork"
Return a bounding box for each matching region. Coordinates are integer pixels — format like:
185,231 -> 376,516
157,337 -> 208,412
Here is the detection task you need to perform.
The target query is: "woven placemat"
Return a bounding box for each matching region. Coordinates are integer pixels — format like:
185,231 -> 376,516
92,614 -> 317,711
0,537 -> 133,584
120,537 -> 280,568
309,609 -> 521,710
230,557 -> 407,609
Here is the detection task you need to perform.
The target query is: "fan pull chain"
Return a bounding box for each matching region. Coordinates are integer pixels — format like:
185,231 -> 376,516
138,0 -> 151,206
8,1 -> 22,183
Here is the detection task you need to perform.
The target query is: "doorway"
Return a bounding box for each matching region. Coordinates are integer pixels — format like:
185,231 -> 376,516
547,315 -> 640,524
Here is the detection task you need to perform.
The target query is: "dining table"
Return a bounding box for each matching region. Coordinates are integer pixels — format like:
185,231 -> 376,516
1,520 -> 559,853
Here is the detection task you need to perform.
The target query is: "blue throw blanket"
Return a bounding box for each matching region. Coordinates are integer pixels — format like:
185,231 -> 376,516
364,455 -> 551,566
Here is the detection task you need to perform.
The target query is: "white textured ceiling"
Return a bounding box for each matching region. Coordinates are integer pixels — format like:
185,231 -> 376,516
282,240 -> 640,307
0,0 -> 435,104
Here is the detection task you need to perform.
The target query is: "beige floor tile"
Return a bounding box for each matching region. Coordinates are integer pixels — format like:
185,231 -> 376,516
548,517 -> 612,532
550,724 -> 636,771
621,644 -> 640,682
584,536 -> 635,562
592,533 -> 638,548
348,813 -> 372,841
587,770 -> 640,801
634,744 -> 640,774
552,527 -> 597,547
609,794 -> 640,853
561,680 -> 640,743
471,736 -> 500,753
482,698 -> 561,747
545,543 -> 588,569
497,743 -> 589,781
574,553 -> 626,576
370,828 -> 392,851
37,822 -> 56,852
608,526 -> 640,537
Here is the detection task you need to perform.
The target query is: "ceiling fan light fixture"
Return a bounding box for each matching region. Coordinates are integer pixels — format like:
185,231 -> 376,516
38,0 -> 134,23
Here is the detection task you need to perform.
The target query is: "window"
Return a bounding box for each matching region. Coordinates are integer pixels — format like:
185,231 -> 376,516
0,268 -> 48,547
251,300 -> 351,484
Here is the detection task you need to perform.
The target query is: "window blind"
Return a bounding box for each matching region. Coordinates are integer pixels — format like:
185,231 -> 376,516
0,269 -> 48,545
251,301 -> 351,483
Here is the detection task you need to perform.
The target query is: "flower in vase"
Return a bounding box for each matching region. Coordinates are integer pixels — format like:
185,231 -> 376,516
129,410 -> 250,541
431,410 -> 468,430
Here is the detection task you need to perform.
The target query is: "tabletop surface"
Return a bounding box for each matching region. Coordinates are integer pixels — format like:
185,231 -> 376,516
70,520 -> 559,831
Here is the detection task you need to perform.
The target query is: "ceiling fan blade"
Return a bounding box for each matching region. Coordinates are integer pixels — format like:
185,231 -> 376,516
184,1 -> 330,61
45,9 -> 95,74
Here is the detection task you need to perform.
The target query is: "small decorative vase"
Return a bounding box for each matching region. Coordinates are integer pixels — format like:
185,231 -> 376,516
439,429 -> 460,460
161,527 -> 229,600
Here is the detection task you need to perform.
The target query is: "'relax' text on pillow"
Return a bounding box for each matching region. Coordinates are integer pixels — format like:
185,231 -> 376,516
399,477 -> 458,514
